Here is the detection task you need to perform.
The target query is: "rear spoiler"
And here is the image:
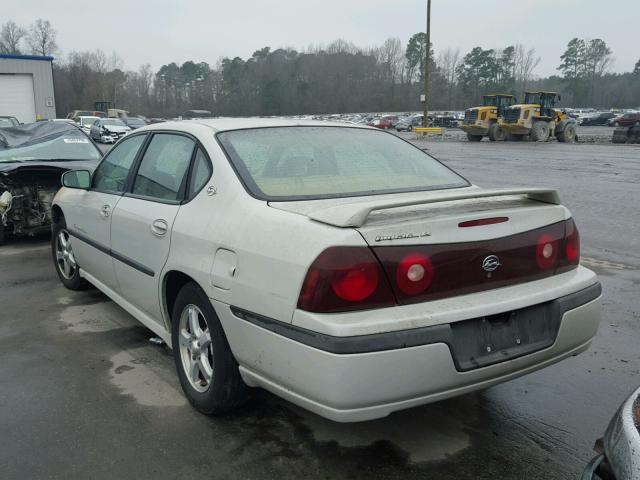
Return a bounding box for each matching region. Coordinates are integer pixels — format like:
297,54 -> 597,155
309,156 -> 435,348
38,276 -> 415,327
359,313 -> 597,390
308,188 -> 561,228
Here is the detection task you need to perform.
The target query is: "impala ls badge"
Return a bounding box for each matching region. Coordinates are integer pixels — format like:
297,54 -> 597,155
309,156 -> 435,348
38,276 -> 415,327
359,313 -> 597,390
482,255 -> 501,273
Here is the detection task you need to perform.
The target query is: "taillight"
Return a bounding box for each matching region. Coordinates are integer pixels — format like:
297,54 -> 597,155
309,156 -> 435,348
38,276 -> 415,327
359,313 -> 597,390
558,218 -> 580,272
297,220 -> 582,313
536,233 -> 559,270
396,253 -> 434,295
331,262 -> 379,301
297,247 -> 395,313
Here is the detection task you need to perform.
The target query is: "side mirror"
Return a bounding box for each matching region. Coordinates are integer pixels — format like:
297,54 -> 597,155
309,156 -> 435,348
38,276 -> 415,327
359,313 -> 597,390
62,170 -> 91,189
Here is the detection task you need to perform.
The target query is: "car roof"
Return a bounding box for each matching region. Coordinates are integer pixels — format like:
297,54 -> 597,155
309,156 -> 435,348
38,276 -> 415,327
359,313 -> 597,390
139,117 -> 370,134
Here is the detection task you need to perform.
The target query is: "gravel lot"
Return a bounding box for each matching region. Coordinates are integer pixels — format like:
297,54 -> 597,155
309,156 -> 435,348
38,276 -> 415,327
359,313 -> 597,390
1,139 -> 638,479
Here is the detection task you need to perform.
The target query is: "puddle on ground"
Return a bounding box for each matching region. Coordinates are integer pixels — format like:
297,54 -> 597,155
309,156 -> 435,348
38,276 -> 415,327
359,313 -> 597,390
294,400 -> 471,463
108,350 -> 186,407
57,301 -> 132,333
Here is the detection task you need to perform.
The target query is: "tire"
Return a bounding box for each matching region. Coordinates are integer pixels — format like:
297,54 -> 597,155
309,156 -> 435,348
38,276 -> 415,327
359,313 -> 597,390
466,132 -> 483,142
612,128 -> 628,144
614,122 -> 620,127
172,282 -> 249,415
488,123 -> 506,142
408,125 -> 413,132
557,124 -> 577,143
531,121 -> 550,142
51,217 -> 91,290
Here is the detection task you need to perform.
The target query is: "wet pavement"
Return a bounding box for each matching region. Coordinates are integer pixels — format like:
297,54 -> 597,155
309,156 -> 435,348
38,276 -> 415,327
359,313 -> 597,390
1,141 -> 638,479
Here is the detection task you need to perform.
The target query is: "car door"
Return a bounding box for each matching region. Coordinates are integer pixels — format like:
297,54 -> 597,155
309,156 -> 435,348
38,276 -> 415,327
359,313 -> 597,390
110,132 -> 196,325
67,133 -> 147,290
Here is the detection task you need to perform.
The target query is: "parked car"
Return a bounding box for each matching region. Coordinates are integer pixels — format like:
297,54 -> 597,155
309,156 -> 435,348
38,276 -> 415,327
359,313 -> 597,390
66,110 -> 106,119
582,385 -> 640,479
581,112 -> 616,126
90,118 -> 131,143
0,116 -> 20,128
75,115 -> 101,133
51,119 -> 601,422
182,110 -> 212,119
396,114 -> 424,132
121,117 -> 147,130
608,112 -> 640,127
0,122 -> 102,244
368,115 -> 398,129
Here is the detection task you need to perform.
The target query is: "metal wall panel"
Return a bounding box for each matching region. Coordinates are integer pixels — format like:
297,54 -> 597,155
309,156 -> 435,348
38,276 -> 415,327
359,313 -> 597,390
0,56 -> 56,121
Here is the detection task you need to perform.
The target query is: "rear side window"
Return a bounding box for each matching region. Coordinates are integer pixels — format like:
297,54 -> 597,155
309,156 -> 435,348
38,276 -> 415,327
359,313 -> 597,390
92,134 -> 146,193
217,126 -> 467,201
132,133 -> 194,201
188,148 -> 212,198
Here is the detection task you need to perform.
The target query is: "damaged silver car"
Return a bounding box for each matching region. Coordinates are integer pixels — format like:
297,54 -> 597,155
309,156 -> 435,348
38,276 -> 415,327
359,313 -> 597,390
0,122 -> 102,244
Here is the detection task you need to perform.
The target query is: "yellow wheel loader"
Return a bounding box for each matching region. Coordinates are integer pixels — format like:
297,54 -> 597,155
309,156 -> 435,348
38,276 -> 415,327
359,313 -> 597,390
499,91 -> 578,143
460,94 -> 516,142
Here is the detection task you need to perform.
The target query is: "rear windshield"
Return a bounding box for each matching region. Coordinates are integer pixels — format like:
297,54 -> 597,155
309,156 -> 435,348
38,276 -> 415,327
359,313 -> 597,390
217,126 -> 468,200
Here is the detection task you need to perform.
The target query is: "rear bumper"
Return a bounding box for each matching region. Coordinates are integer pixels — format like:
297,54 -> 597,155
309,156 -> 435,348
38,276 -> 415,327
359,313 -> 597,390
216,280 -> 601,422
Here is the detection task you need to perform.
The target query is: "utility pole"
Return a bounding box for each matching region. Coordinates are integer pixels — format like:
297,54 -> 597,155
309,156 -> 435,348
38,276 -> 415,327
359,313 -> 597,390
422,0 -> 432,127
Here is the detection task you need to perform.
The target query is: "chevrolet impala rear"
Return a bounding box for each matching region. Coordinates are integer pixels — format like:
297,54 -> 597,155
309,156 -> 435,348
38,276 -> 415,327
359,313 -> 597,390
204,124 -> 601,422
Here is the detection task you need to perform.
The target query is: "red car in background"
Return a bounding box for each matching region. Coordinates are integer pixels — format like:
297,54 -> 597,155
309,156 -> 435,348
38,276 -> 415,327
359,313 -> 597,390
368,115 -> 398,129
608,112 -> 640,127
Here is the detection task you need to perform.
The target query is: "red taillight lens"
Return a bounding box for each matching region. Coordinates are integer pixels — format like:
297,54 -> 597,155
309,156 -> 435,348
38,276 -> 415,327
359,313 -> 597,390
396,253 -> 434,295
565,219 -> 580,263
558,218 -> 580,272
331,262 -> 379,301
297,247 -> 395,313
536,233 -> 559,270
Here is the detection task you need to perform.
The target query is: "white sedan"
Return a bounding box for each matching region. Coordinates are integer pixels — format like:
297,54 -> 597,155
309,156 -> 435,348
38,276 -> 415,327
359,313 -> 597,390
51,119 -> 602,422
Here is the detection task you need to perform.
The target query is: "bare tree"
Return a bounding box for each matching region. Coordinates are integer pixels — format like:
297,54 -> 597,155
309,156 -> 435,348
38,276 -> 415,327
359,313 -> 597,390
378,38 -> 403,84
514,44 -> 540,94
0,21 -> 26,54
27,19 -> 58,56
438,48 -> 460,108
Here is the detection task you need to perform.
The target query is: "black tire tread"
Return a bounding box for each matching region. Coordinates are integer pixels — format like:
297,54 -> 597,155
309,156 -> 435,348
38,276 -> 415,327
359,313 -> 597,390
51,216 -> 91,290
171,282 -> 249,415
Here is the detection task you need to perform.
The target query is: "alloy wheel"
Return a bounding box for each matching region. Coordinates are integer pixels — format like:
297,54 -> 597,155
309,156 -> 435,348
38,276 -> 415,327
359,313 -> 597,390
55,229 -> 77,279
178,304 -> 214,393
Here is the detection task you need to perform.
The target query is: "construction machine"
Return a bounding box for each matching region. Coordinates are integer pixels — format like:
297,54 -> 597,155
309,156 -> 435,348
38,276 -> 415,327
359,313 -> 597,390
460,94 -> 516,141
499,91 -> 577,142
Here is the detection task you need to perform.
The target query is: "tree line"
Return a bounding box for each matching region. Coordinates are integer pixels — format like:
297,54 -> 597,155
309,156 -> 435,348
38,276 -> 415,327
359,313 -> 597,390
2,19 -> 639,117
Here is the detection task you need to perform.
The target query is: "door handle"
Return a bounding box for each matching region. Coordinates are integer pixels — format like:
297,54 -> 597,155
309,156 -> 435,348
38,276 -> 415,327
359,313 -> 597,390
151,219 -> 168,237
100,204 -> 111,218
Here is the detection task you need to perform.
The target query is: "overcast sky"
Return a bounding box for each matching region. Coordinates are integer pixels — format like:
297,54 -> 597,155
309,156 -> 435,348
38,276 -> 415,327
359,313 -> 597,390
5,0 -> 638,76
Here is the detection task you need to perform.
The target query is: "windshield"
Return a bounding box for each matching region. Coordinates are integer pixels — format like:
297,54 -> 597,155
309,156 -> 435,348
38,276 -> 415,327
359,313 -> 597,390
0,118 -> 16,127
0,130 -> 102,162
482,96 -> 497,107
125,118 -> 145,126
81,117 -> 98,126
103,119 -> 126,126
217,126 -> 468,200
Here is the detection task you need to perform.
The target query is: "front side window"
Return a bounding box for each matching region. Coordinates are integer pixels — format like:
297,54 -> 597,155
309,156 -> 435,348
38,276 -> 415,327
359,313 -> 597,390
132,134 -> 194,201
217,127 -> 468,200
92,134 -> 146,192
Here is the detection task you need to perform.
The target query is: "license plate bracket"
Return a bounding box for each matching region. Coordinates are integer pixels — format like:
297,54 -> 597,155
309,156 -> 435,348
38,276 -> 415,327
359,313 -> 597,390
449,302 -> 560,371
